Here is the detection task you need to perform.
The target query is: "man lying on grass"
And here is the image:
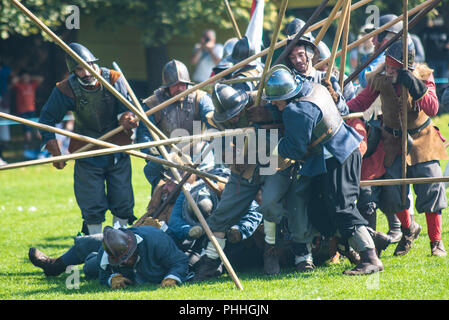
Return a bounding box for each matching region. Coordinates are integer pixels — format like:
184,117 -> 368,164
29,225 -> 189,289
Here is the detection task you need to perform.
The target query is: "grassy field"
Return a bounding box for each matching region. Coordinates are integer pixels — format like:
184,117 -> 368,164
1,114 -> 449,300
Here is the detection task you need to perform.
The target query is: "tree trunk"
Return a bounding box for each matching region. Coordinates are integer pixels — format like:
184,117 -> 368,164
145,44 -> 168,94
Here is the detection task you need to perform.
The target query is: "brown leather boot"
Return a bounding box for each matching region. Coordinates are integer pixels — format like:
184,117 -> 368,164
295,260 -> 315,273
263,243 -> 280,275
28,248 -> 66,277
430,240 -> 447,257
394,221 -> 422,256
366,227 -> 392,257
191,255 -> 223,282
343,248 -> 384,276
226,228 -> 242,244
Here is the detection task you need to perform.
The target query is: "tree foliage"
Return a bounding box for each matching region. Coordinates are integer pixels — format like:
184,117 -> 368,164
1,0 -> 288,45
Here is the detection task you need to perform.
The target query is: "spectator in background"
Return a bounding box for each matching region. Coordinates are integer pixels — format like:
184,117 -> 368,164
11,71 -> 44,160
190,29 -> 223,83
421,17 -> 449,81
358,15 -> 403,88
354,24 -> 375,70
0,59 -> 12,165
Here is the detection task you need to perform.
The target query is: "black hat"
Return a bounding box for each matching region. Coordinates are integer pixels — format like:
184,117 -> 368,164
65,43 -> 98,73
102,226 -> 137,267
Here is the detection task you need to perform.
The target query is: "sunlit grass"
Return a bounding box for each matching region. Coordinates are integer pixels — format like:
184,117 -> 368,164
1,114 -> 449,300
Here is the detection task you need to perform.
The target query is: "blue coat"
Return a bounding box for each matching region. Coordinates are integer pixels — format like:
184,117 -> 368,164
293,68 -> 349,116
277,82 -> 362,177
39,68 -> 131,167
97,226 -> 189,287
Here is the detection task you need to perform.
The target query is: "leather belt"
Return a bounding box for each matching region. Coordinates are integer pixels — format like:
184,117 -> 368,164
383,117 -> 431,138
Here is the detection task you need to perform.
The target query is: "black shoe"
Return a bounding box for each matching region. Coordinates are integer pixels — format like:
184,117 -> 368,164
343,248 -> 384,276
295,260 -> 315,273
394,221 -> 422,256
263,243 -> 280,275
367,227 -> 392,257
387,229 -> 403,244
430,240 -> 447,257
226,228 -> 242,244
28,248 -> 66,277
191,255 -> 222,282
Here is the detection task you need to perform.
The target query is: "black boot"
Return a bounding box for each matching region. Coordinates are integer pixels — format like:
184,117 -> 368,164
263,243 -> 280,275
191,255 -> 222,282
343,248 -> 384,275
386,213 -> 402,243
336,239 -> 361,265
28,248 -> 67,277
394,220 -> 422,256
366,227 -> 392,257
430,240 -> 447,257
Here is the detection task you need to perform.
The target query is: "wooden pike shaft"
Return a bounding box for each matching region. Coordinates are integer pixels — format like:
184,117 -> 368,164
142,0 -> 372,119
313,0 -> 344,46
339,0 -> 351,89
361,176 -> 449,187
401,0 -> 409,205
112,62 -> 145,115
273,0 -> 331,66
0,111 -> 229,183
325,0 -> 350,82
220,77 -> 261,85
315,0 -> 434,71
223,0 -> 242,39
0,126 -> 252,171
254,0 -> 289,107
32,0 -> 372,157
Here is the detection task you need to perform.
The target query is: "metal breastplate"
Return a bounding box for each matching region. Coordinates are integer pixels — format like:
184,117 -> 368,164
69,68 -> 118,138
154,88 -> 196,136
297,83 -> 343,153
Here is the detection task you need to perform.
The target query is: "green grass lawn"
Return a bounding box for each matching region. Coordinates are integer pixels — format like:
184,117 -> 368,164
1,115 -> 449,300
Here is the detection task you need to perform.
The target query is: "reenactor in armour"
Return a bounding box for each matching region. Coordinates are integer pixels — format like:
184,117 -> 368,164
39,43 -> 139,235
264,65 -> 385,275
136,59 -> 215,192
191,81 -> 295,280
213,36 -> 263,93
284,18 -> 349,116
347,37 -> 449,257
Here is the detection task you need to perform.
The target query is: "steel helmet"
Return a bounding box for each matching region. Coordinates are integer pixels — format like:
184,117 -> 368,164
262,65 -> 303,101
385,36 -> 416,70
286,18 -> 314,41
223,37 -> 239,58
65,43 -> 98,73
316,41 -> 331,61
365,14 -> 403,42
230,36 -> 256,64
161,59 -> 194,88
102,226 -> 137,267
212,83 -> 249,123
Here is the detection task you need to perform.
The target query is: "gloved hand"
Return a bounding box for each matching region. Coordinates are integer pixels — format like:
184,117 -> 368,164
119,112 -> 139,130
246,105 -> 274,123
141,216 -> 163,228
110,274 -> 133,289
321,79 -> 340,104
46,139 -> 66,170
396,69 -> 428,101
160,278 -> 178,288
